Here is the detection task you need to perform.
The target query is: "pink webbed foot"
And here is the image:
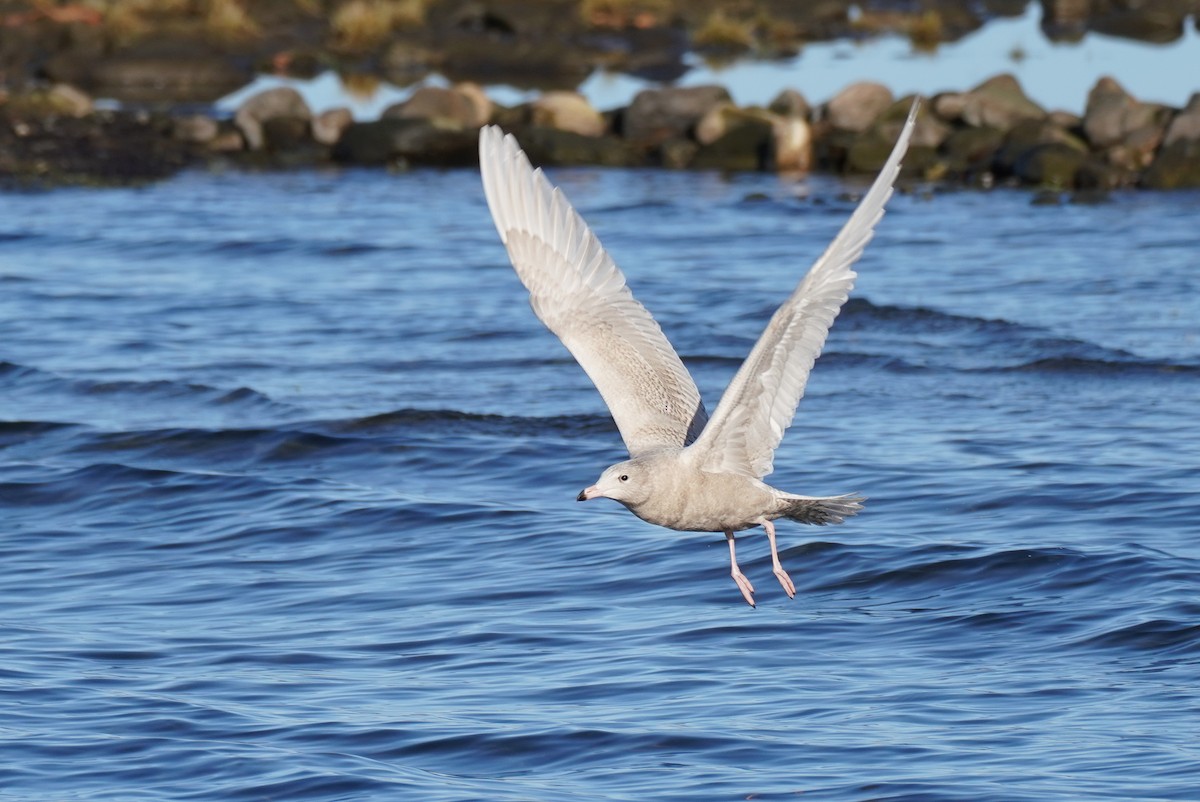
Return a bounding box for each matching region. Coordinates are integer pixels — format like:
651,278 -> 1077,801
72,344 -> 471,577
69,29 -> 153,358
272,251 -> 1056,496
762,518 -> 796,600
725,531 -> 756,607
732,569 -> 756,607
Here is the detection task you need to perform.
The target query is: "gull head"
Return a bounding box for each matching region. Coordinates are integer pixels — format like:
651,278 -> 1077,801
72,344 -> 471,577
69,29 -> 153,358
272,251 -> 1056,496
577,460 -> 652,506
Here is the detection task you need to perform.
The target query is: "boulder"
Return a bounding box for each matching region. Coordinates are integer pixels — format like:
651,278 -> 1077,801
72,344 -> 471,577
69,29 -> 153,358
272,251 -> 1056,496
772,116 -> 813,173
172,114 -> 219,144
1142,139 -> 1200,189
825,82 -> 893,132
1162,93 -> 1200,146
946,74 -> 1045,130
1082,76 -> 1164,148
768,88 -> 810,120
940,126 -> 1006,175
313,107 -> 354,146
261,116 -> 311,152
384,84 -> 490,130
691,113 -> 775,171
530,91 -> 605,137
453,82 -> 493,127
1013,142 -> 1087,187
622,85 -> 731,145
518,128 -> 639,167
331,117 -> 477,166
46,83 -> 93,117
845,97 -> 947,174
235,87 -> 312,151
994,118 -> 1087,176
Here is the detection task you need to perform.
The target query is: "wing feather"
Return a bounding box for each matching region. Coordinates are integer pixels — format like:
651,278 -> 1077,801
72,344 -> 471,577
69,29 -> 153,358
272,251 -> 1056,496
479,126 -> 707,455
688,101 -> 919,478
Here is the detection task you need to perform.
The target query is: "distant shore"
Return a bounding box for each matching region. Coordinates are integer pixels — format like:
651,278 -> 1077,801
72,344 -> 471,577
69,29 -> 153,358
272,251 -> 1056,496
1,1 -> 1199,191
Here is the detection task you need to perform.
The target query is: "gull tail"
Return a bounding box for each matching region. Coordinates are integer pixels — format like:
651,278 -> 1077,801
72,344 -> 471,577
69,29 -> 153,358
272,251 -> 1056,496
778,493 -> 865,525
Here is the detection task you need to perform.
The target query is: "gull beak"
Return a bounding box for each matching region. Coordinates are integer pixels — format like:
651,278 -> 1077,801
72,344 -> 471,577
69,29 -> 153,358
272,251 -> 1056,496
577,485 -> 600,502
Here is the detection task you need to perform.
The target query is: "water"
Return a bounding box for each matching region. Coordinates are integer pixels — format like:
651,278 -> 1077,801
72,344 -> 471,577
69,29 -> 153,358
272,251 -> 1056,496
1,167 -> 1198,801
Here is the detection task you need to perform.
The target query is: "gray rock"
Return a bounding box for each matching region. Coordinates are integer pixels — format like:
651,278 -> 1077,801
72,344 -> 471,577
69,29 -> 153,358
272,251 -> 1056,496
313,107 -> 354,146
825,82 -> 893,132
1163,93 -> 1200,146
331,118 -> 477,166
768,88 -> 810,120
1013,142 -> 1087,187
173,114 -> 219,144
384,85 -> 490,130
519,128 -> 639,167
994,118 -> 1086,175
622,85 -> 731,145
235,87 -> 312,151
47,83 -> 93,117
691,115 -> 775,171
531,91 -> 605,138
1083,76 -> 1162,148
1142,139 -> 1200,189
956,74 -> 1045,130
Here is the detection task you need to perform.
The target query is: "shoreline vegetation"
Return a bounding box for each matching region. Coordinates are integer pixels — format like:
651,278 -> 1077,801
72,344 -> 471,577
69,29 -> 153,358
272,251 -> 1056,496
1,0 -> 1199,191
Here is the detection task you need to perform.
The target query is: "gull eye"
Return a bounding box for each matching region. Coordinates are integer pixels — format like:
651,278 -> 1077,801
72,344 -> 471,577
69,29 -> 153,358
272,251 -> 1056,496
619,475 -> 629,482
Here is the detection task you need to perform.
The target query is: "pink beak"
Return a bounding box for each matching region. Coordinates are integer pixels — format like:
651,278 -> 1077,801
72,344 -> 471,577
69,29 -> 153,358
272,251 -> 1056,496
577,485 -> 601,501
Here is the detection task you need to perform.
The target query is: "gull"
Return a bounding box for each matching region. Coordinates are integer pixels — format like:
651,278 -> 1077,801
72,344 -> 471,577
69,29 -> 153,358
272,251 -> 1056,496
479,102 -> 916,606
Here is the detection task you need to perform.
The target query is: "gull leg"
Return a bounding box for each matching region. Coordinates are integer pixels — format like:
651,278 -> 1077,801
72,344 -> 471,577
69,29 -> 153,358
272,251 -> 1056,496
725,531 -> 756,607
762,518 -> 796,599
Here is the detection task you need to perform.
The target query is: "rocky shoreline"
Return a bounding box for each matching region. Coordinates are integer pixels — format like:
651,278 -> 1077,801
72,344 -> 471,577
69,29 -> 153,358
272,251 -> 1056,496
3,72 -> 1200,193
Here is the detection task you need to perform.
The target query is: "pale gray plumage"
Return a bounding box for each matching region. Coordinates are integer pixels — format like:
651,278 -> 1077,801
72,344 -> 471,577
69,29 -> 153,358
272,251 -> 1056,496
480,101 -> 918,606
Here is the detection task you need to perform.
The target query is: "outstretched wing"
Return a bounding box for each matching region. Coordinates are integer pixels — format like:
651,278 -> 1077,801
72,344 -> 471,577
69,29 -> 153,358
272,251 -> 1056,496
480,126 -> 707,456
687,101 -> 919,478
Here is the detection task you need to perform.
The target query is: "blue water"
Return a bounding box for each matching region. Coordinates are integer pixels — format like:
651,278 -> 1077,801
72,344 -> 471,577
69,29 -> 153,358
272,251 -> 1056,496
1,168 -> 1198,801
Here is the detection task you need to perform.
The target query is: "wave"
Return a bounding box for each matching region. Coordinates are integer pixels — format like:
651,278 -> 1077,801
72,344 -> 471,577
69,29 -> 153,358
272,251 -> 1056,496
0,359 -> 294,412
839,298 -> 1200,375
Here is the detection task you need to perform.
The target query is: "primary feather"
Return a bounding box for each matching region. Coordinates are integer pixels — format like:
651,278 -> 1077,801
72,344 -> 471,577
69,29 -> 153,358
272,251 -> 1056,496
479,126 -> 708,456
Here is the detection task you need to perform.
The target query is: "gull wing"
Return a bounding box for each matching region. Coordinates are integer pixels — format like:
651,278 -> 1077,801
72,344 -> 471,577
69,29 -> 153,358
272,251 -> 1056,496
480,126 -> 707,456
687,101 -> 919,478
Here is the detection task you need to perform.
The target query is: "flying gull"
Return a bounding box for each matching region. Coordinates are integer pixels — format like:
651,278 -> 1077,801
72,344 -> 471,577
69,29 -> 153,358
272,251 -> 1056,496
479,102 -> 917,606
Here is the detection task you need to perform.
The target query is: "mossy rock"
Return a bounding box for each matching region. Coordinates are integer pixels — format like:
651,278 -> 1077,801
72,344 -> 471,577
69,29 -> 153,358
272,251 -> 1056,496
940,126 -> 1005,174
1013,142 -> 1087,188
520,127 -> 640,168
691,115 -> 775,171
1142,139 -> 1200,189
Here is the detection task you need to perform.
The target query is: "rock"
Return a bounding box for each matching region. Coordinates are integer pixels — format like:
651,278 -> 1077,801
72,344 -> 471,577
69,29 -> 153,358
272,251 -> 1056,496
691,113 -> 775,171
1082,76 -> 1163,148
92,56 -> 250,105
1048,110 -> 1083,130
1142,139 -> 1200,189
261,116 -> 311,152
46,83 -> 92,117
1090,3 -> 1187,43
622,85 -> 731,145
940,126 -> 1006,175
519,128 -> 639,167
331,118 -> 477,166
994,118 -> 1087,175
1013,142 -> 1087,187
384,85 -> 489,130
772,116 -> 813,173
825,82 -> 893,132
1163,93 -> 1200,146
453,82 -> 493,127
695,103 -> 772,146
768,88 -> 810,120
313,108 -> 354,146
172,114 -> 219,144
1075,158 -> 1130,191
530,91 -> 605,137
235,87 -> 312,151
950,74 -> 1045,130
845,97 -> 946,174
659,138 -> 699,169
